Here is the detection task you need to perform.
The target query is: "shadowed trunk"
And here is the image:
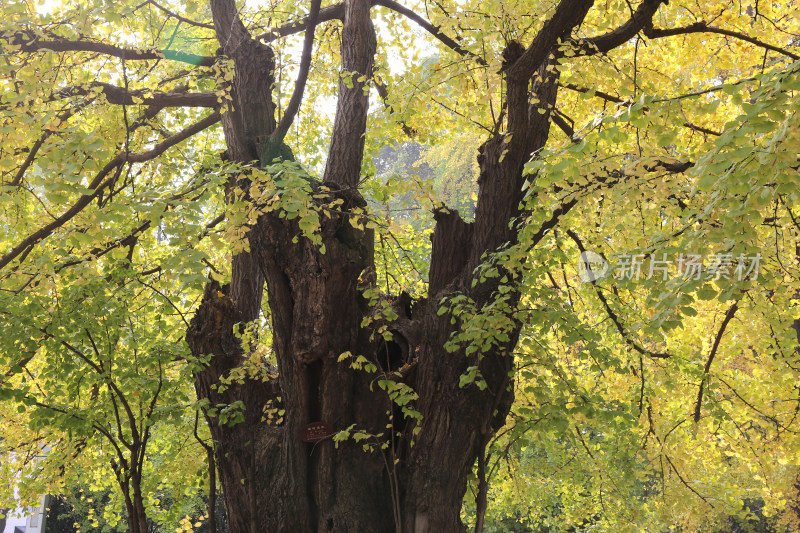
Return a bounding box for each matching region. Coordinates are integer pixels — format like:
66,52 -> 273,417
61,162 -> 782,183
184,0 -> 648,531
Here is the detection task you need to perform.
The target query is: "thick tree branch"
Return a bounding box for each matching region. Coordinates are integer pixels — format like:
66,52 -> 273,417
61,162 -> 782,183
693,301 -> 740,422
322,0 -> 377,188
0,112 -> 220,272
258,3 -> 346,43
551,111 -> 576,141
1,30 -> 215,66
210,0 -> 278,163
505,0 -> 593,81
210,0 -> 251,52
372,0 -> 484,64
429,208 -> 473,296
59,82 -> 219,108
11,86 -> 202,187
576,0 -> 665,55
643,22 -> 800,61
126,112 -> 220,162
470,53 -> 568,269
257,0 -> 483,64
273,0 -> 323,136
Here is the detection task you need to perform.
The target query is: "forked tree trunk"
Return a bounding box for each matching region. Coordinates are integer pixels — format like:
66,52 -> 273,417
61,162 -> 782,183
118,476 -> 149,533
185,0 -> 618,531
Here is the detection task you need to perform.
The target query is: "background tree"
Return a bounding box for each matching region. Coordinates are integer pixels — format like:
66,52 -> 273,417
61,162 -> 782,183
1,0 -> 799,532
0,262 -> 210,533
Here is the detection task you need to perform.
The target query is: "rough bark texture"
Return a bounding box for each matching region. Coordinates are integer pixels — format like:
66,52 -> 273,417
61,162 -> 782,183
185,1 -> 664,532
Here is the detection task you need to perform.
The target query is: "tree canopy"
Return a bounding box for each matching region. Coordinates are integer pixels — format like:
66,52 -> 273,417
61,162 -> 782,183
1,0 -> 799,531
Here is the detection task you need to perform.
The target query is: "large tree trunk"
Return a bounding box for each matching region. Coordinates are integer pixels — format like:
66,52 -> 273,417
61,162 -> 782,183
186,0 -> 597,531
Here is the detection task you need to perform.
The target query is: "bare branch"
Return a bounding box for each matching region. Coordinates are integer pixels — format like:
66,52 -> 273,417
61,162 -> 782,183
373,76 -> 415,137
566,229 -> 673,358
8,105 -> 80,186
258,3 -> 345,43
681,122 -> 722,137
0,112 -> 221,272
136,0 -> 215,29
561,83 -> 722,136
551,111 -> 576,141
665,453 -> 715,507
138,280 -> 191,328
643,22 -> 800,61
693,301 -> 740,423
256,0 -> 483,65
373,0 -> 485,64
125,111 -> 221,163
561,83 -> 625,103
592,277 -> 672,359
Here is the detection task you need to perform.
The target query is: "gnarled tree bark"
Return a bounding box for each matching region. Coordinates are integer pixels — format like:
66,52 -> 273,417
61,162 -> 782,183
186,1 -> 666,532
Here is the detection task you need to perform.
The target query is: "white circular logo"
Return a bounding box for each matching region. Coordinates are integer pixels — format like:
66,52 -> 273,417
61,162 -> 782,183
577,251 -> 609,283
